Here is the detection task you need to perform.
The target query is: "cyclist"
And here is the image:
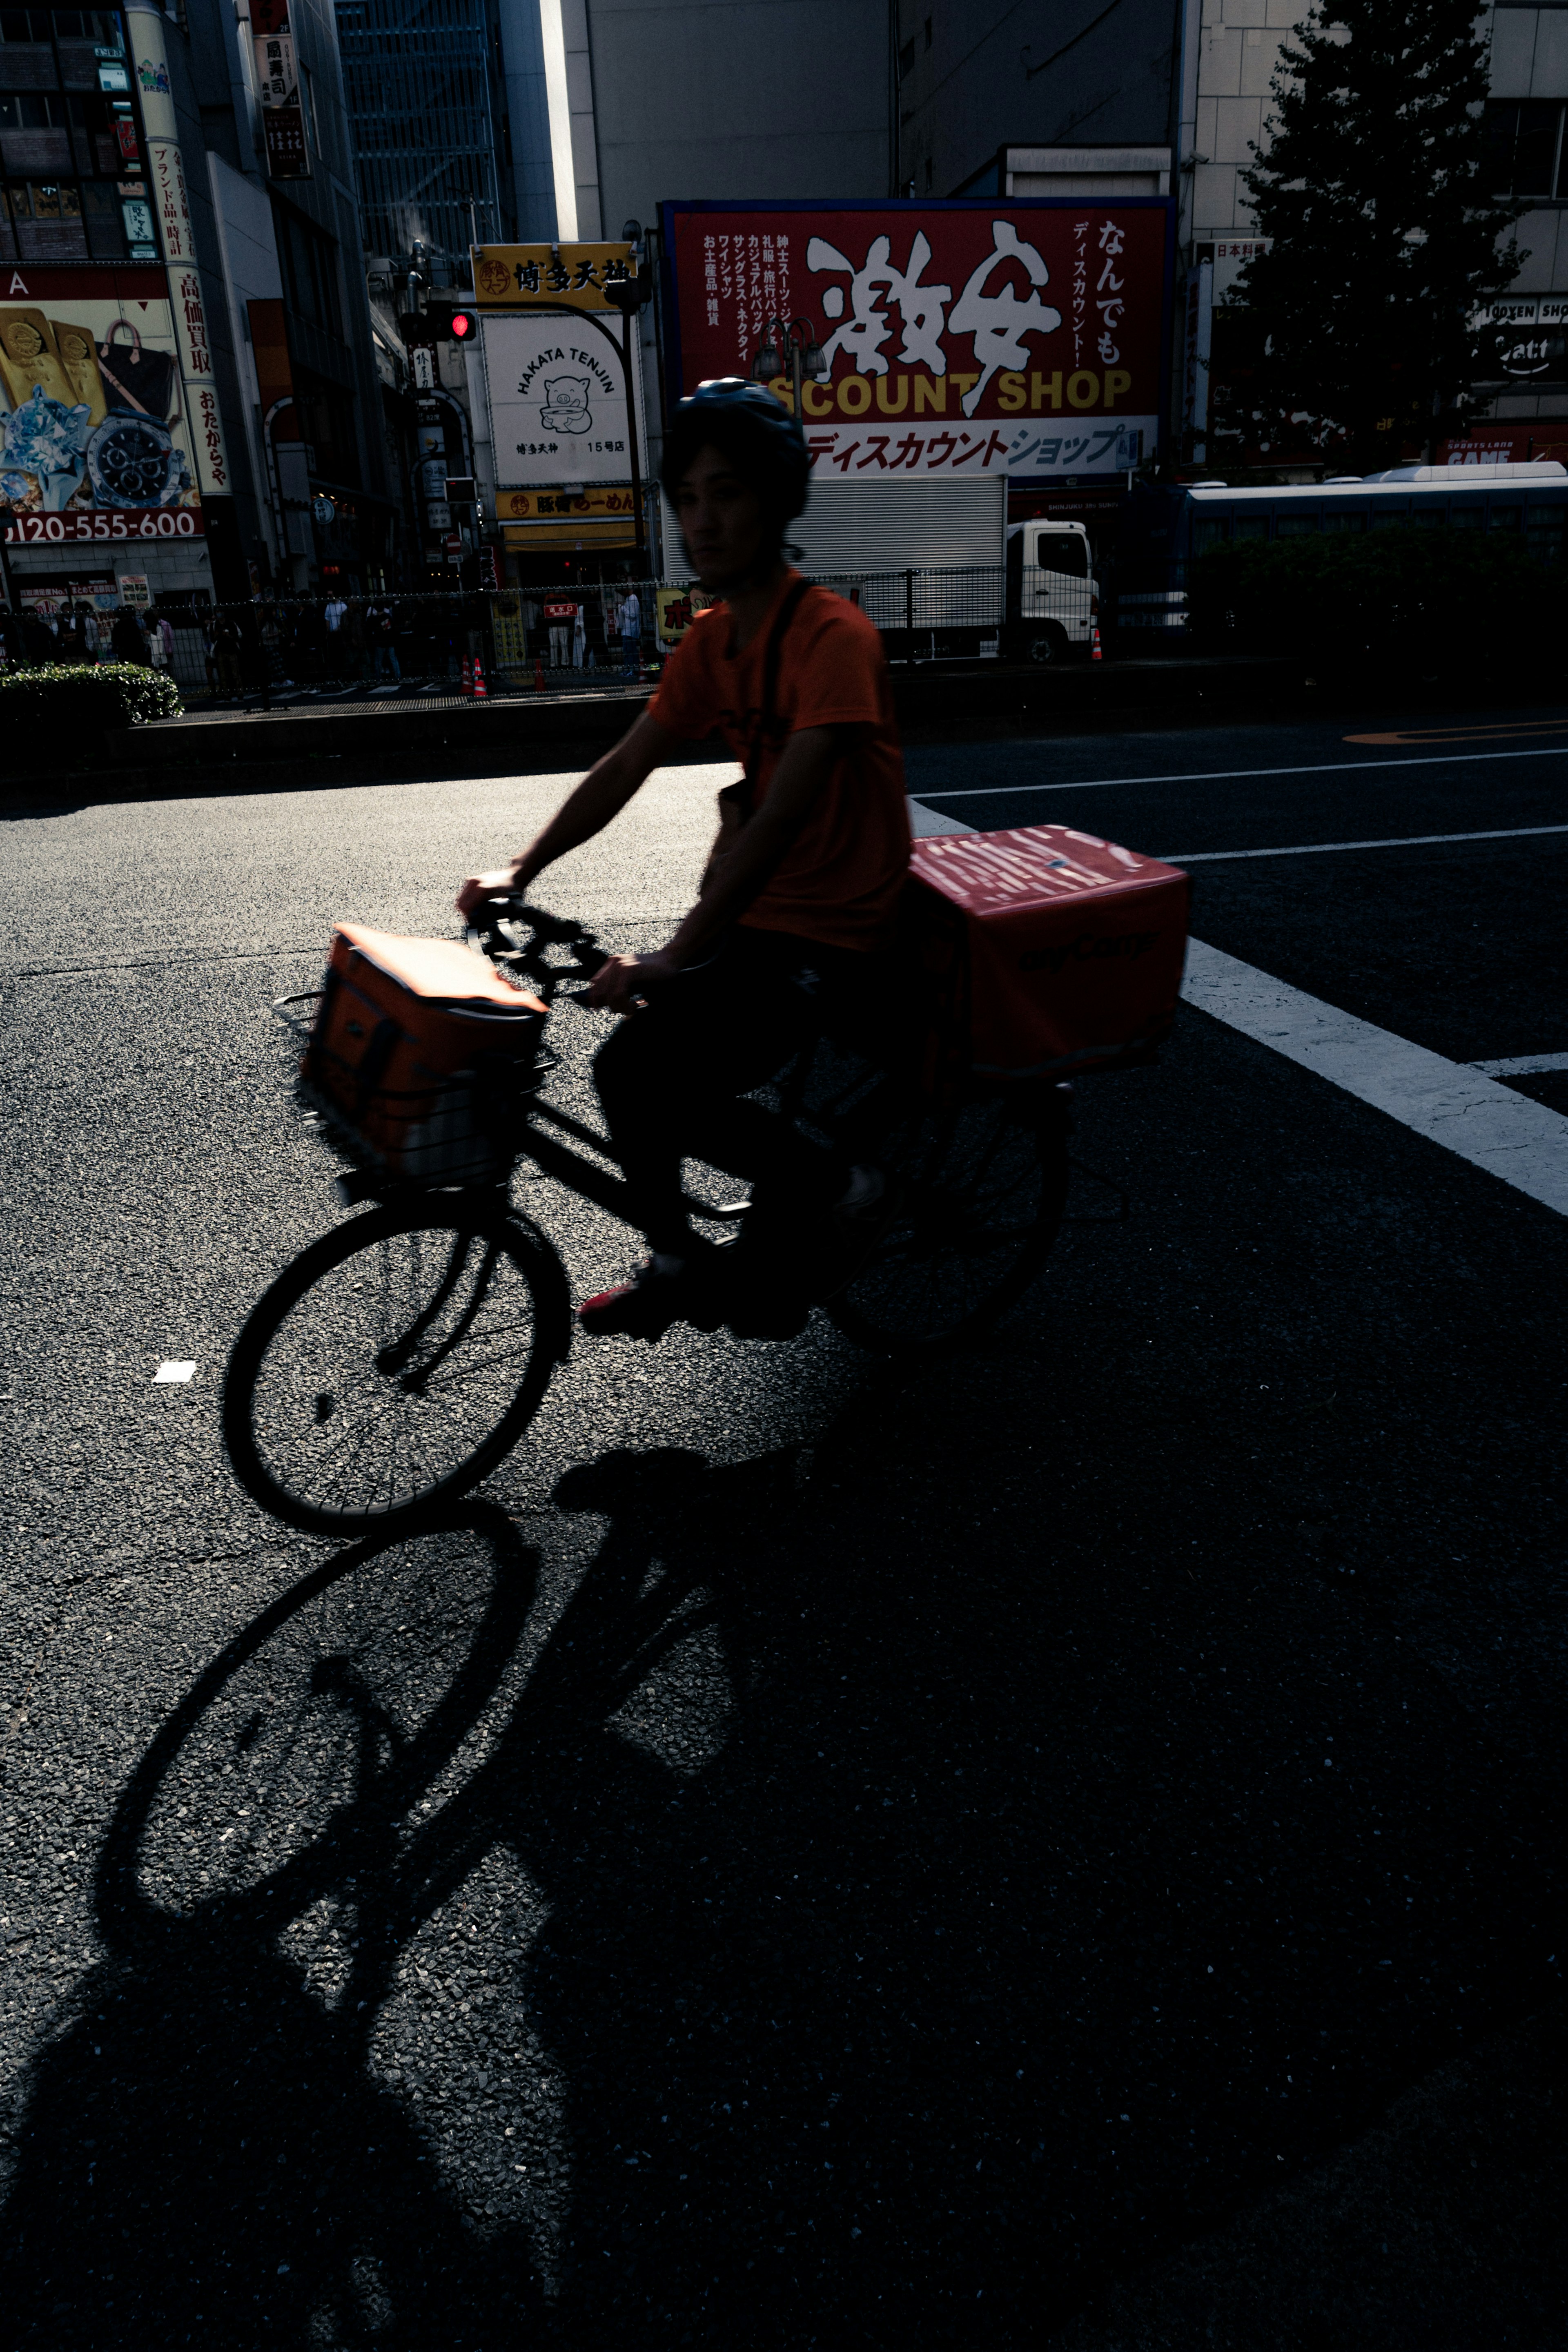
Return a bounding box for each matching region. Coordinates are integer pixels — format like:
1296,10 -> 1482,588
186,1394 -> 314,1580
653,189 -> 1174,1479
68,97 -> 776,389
457,378 -> 912,1337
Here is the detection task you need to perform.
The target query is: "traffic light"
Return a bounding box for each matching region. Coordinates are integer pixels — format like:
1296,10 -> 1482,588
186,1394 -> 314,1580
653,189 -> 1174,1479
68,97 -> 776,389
396,302 -> 478,347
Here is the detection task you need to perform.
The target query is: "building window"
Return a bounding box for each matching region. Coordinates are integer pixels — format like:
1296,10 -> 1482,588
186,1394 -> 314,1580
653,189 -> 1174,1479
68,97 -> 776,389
302,60 -> 321,157
0,4 -> 145,259
276,202 -> 344,338
1483,101 -> 1567,200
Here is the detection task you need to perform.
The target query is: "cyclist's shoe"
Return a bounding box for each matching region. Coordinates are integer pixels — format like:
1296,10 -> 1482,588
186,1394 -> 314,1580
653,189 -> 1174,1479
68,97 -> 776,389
577,1246 -> 722,1340
832,1164 -> 887,1224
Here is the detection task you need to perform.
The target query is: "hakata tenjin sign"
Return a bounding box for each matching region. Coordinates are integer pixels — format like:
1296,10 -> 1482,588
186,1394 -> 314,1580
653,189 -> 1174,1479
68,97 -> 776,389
482,312 -> 635,489
662,201 -> 1172,478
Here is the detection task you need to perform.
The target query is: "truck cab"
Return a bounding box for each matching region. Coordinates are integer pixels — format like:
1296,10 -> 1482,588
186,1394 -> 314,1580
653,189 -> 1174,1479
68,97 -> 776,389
1005,520 -> 1098,663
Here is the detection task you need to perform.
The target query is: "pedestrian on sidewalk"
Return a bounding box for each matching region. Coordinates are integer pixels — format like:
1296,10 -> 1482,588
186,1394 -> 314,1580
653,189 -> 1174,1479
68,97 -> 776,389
545,598 -> 575,668
619,583 -> 641,680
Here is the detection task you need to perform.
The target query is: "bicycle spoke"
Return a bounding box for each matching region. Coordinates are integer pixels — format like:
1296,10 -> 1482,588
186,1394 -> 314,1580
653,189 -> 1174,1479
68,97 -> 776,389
238,1212 -> 553,1528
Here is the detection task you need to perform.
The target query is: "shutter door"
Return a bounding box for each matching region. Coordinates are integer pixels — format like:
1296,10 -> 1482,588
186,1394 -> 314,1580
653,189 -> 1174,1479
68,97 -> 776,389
791,476 -> 1006,574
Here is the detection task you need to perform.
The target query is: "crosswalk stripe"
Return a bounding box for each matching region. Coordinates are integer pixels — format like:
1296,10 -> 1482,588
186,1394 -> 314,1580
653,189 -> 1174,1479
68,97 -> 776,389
1182,941 -> 1568,1219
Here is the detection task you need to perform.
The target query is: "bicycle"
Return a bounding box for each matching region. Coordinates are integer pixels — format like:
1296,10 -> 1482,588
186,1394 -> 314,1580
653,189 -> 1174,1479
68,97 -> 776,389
223,897 -> 1073,1539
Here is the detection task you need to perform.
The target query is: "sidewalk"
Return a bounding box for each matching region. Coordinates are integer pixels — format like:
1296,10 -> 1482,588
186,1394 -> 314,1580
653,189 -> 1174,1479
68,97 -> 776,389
41,653 -> 1300,806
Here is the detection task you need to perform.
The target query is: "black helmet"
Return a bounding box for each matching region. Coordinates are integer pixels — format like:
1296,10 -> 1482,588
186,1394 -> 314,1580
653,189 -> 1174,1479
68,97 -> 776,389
659,377 -> 810,522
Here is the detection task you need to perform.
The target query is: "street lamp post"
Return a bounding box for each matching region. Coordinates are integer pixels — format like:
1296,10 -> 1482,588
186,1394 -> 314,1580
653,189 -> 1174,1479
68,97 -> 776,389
751,316 -> 828,420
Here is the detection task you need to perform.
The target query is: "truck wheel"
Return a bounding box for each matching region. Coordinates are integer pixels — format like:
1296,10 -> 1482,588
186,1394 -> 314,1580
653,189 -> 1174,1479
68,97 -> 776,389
1028,626 -> 1067,666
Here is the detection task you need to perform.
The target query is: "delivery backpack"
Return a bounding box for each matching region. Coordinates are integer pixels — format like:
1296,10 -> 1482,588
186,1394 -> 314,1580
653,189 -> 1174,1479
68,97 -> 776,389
902,823 -> 1190,1102
301,924 -> 546,1184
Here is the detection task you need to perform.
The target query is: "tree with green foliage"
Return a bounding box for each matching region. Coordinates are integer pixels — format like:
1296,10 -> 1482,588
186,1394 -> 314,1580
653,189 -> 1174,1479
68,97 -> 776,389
1229,0 -> 1521,470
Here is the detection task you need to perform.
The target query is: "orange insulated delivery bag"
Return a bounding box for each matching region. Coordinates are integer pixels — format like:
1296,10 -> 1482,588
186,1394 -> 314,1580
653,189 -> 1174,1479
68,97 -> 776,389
905,824 -> 1190,1093
303,924 -> 545,1183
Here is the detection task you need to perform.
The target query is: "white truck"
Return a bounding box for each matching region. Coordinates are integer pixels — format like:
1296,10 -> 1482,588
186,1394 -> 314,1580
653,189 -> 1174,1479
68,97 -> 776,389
660,474 -> 1099,663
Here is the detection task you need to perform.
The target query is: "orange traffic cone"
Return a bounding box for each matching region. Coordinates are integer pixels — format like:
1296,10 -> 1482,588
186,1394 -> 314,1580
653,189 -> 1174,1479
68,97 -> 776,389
471,653 -> 489,700
1090,624 -> 1103,662
460,655 -> 474,698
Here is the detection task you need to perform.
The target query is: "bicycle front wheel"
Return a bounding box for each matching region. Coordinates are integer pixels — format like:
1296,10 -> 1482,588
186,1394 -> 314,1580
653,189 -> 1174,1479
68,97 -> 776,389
827,1091 -> 1069,1355
223,1201 -> 570,1536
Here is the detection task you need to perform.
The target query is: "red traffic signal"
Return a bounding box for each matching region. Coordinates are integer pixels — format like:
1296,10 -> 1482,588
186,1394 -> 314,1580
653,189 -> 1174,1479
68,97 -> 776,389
449,308 -> 476,341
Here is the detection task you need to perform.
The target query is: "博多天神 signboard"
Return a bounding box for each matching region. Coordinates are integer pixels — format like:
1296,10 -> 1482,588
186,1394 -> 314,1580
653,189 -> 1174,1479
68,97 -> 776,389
482,312 -> 636,490
661,201 -> 1172,479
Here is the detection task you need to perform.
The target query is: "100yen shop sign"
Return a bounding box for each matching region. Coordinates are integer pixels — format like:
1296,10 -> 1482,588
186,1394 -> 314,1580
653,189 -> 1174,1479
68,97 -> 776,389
663,201 -> 1171,478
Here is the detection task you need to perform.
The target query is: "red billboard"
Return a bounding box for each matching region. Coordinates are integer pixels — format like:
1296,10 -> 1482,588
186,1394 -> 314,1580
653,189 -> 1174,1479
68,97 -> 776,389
661,201 -> 1172,481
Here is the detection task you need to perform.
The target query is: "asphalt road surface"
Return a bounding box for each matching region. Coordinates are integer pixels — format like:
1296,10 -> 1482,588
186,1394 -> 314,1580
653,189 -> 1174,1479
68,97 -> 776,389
2,702 -> 1565,2349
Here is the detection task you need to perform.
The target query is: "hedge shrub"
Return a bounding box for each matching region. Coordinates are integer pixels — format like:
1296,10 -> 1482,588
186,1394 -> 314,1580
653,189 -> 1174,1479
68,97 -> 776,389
0,660 -> 183,729
1186,524 -> 1567,670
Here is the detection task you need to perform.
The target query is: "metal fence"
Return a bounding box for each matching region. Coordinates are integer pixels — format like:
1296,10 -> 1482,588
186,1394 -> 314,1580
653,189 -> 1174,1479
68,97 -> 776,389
0,563 -> 1138,711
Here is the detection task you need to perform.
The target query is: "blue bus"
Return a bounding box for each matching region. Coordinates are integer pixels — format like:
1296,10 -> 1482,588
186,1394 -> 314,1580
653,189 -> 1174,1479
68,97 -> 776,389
1116,461 -> 1568,634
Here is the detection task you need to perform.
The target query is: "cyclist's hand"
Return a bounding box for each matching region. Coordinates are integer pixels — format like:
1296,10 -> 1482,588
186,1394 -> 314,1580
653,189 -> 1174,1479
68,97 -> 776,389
457,866 -> 526,919
587,949 -> 678,1012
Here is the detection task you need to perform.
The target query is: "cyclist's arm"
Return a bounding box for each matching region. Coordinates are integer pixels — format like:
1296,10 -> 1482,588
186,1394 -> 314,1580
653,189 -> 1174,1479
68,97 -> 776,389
456,706 -> 683,914
588,725 -> 850,1008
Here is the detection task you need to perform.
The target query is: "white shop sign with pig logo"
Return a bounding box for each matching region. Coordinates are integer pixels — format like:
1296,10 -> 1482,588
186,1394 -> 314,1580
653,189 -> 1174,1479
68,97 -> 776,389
482,314 -> 635,488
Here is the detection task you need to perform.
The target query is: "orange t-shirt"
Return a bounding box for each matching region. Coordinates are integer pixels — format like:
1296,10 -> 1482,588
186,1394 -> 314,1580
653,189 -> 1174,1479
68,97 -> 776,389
650,571 -> 912,952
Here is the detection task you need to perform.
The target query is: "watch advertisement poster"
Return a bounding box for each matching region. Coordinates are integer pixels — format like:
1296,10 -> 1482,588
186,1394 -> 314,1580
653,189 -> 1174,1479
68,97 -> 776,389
0,265 -> 205,547
482,313 -> 635,490
662,200 -> 1172,479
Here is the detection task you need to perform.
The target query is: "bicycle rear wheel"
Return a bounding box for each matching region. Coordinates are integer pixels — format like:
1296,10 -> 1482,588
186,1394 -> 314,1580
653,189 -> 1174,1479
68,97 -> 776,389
827,1090 -> 1069,1355
223,1200 -> 570,1537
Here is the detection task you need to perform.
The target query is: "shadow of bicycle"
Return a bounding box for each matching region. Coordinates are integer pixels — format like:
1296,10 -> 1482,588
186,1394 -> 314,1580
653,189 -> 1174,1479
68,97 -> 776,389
0,1451 -> 786,2349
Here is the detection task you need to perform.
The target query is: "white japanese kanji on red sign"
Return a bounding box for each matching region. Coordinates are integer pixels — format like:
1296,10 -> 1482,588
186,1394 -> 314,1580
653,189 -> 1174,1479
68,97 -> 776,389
666,202 -> 1169,477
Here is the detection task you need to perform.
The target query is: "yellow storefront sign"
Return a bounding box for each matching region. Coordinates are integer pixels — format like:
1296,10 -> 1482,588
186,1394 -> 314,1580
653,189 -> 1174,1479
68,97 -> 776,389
497,487 -> 637,522
499,483 -> 639,550
472,243 -> 638,314
656,586 -> 714,649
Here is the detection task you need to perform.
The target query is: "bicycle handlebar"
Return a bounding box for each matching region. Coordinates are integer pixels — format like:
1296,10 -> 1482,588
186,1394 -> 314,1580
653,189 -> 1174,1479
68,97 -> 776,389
464,893 -> 609,982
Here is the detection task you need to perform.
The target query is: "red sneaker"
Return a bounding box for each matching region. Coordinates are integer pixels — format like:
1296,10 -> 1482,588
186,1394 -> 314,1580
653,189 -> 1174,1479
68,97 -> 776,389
577,1252 -> 722,1339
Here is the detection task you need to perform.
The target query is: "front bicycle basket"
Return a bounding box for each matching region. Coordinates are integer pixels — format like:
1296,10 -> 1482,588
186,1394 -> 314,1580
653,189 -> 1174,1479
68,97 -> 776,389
279,923 -> 547,1186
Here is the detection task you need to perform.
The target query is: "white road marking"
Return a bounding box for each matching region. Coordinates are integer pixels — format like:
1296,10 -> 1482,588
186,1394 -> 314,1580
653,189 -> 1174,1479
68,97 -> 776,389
913,743 -> 1568,803
1164,821 -> 1568,863
905,794 -> 1568,1207
154,1360 -> 197,1384
1182,941 -> 1568,1218
908,798 -> 974,836
1470,1052 -> 1568,1077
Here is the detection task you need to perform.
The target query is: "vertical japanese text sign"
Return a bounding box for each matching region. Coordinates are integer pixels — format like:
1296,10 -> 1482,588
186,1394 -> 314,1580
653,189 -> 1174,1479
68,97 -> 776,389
126,0 -> 231,498
251,0 -> 311,181
662,202 -> 1172,479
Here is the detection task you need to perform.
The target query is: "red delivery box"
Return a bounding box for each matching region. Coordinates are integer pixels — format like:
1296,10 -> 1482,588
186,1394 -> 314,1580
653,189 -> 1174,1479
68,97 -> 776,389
905,824 -> 1190,1090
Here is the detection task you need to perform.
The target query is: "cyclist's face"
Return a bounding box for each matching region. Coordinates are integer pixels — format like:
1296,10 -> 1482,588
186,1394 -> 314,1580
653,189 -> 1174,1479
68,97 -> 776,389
674,445 -> 770,587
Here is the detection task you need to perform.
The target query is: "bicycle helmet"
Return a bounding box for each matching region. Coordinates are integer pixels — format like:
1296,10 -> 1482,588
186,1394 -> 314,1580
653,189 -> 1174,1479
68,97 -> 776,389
659,377 -> 811,523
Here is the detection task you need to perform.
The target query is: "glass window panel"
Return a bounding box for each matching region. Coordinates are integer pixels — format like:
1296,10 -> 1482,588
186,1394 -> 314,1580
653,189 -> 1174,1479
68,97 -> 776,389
1449,505 -> 1484,528
1276,513 -> 1318,535
1482,101 -> 1517,193
1515,103 -> 1559,196
1488,505 -> 1521,529
1193,517 -> 1228,551
1321,513 -> 1362,533
1233,514 -> 1267,540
